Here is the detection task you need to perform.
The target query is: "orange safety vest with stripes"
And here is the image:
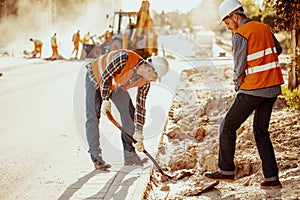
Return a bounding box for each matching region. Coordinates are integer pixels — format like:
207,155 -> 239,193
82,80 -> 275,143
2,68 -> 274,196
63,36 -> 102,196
91,50 -> 147,91
236,21 -> 284,90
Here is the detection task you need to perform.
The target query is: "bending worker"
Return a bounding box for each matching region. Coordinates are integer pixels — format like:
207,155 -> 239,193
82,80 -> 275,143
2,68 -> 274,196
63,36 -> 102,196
29,38 -> 43,58
205,0 -> 284,189
85,49 -> 169,170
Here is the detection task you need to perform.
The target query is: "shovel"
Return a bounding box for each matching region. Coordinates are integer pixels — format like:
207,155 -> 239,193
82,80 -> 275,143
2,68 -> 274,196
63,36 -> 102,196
106,111 -> 174,180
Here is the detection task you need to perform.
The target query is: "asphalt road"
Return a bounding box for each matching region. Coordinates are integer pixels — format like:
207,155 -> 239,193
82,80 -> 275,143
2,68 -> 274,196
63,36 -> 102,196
0,58 -> 92,199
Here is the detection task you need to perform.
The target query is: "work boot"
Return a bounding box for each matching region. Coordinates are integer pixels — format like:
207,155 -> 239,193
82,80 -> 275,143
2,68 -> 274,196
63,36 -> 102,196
204,171 -> 235,182
93,160 -> 112,171
91,155 -> 111,171
260,180 -> 282,189
124,154 -> 148,166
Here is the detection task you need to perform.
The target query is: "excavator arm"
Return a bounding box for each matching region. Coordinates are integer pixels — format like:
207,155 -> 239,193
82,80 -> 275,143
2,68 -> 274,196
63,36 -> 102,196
81,0 -> 157,59
129,0 -> 158,57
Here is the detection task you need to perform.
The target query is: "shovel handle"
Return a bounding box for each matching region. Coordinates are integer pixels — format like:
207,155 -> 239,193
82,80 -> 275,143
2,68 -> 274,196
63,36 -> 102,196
106,111 -> 137,144
105,111 -> 172,177
106,111 -> 120,128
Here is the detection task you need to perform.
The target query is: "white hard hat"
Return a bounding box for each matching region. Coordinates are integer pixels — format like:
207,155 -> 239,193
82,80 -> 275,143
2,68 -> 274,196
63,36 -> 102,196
147,56 -> 169,78
219,0 -> 243,21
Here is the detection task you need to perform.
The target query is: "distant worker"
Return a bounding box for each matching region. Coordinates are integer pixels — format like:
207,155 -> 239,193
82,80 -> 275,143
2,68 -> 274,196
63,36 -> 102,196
204,0 -> 284,189
84,49 -> 169,170
82,32 -> 96,58
82,32 -> 91,46
51,33 -> 59,59
71,30 -> 81,59
29,38 -> 43,58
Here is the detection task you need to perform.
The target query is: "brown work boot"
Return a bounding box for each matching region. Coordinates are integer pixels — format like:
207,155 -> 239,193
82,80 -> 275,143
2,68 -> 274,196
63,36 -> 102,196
124,154 -> 148,166
93,159 -> 112,171
261,180 -> 282,189
91,155 -> 111,171
204,171 -> 235,182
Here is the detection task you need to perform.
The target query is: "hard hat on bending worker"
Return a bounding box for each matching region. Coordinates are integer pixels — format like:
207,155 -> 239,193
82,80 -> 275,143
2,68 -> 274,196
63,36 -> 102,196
146,56 -> 169,79
218,0 -> 244,21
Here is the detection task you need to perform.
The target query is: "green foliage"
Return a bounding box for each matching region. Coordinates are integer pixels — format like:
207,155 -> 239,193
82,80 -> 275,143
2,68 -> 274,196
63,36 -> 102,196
240,0 -> 261,17
282,86 -> 300,110
263,0 -> 300,32
286,47 -> 300,84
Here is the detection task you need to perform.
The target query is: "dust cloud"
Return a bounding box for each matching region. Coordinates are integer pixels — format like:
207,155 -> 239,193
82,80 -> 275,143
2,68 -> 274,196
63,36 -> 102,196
189,0 -> 222,31
0,0 -> 121,57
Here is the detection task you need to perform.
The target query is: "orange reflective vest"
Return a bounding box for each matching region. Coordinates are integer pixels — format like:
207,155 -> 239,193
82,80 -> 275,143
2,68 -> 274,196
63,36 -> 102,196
91,50 -> 147,90
236,21 -> 284,90
72,34 -> 80,44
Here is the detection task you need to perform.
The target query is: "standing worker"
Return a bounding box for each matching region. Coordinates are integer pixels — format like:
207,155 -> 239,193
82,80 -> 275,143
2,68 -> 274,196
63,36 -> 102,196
204,0 -> 284,189
85,49 -> 169,170
50,33 -> 59,60
29,38 -> 43,58
82,32 -> 91,48
71,30 -> 81,59
81,31 -> 97,58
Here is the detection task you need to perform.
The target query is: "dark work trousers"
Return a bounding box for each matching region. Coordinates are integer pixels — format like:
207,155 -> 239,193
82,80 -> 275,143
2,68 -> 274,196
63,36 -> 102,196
85,73 -> 136,162
218,93 -> 279,180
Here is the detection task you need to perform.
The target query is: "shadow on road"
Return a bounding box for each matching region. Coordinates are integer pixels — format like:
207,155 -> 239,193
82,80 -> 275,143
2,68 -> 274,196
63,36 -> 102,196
58,166 -> 142,199
57,170 -> 111,200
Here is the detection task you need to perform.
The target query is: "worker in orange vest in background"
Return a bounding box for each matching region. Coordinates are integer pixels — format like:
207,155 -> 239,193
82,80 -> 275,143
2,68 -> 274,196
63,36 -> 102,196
29,38 -> 43,58
71,30 -> 81,59
50,33 -> 59,59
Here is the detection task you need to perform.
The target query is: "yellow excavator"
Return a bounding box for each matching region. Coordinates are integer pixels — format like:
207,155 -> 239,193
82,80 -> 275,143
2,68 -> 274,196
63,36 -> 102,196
81,0 -> 158,59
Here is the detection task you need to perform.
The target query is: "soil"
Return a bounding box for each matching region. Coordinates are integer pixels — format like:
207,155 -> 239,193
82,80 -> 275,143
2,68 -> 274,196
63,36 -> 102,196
144,64 -> 300,199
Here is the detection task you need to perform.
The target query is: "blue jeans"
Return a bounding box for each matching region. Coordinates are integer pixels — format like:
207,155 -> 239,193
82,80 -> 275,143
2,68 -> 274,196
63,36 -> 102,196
218,93 -> 279,180
85,73 -> 136,162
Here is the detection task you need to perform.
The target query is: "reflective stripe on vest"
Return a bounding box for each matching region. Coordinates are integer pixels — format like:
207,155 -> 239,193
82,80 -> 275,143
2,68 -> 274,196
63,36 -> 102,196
247,47 -> 277,61
245,61 -> 278,75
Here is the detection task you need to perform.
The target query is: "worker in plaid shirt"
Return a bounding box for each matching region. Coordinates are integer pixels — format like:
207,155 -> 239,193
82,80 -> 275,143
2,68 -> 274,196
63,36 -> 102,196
85,49 -> 169,170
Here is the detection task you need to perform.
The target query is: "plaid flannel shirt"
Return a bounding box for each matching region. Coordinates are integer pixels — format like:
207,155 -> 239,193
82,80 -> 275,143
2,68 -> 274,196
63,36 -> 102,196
86,51 -> 150,133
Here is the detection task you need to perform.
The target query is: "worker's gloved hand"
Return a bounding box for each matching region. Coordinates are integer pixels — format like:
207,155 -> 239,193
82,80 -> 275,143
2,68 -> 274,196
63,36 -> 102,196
133,132 -> 144,152
101,100 -> 111,116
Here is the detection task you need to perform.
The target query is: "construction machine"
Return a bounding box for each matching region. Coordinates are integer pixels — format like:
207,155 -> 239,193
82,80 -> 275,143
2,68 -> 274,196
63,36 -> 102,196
81,0 -> 158,59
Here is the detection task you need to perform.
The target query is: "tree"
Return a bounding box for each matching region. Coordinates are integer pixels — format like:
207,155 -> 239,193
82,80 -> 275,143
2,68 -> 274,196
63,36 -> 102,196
240,0 -> 261,17
264,0 -> 300,90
